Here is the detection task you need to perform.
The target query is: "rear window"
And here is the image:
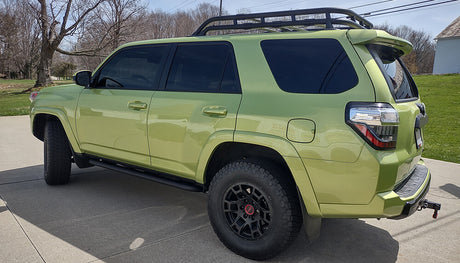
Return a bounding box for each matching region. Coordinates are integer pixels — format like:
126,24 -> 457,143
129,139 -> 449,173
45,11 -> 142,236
261,39 -> 358,94
368,44 -> 418,101
165,42 -> 240,93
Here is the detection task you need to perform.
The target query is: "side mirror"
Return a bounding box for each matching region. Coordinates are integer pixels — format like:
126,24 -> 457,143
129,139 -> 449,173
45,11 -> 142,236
73,70 -> 92,87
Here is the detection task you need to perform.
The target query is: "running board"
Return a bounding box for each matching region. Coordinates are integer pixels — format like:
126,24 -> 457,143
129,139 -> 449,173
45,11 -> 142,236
88,159 -> 203,192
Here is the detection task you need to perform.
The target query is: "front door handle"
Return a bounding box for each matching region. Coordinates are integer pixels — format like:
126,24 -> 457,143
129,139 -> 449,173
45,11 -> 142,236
202,106 -> 227,117
128,101 -> 148,110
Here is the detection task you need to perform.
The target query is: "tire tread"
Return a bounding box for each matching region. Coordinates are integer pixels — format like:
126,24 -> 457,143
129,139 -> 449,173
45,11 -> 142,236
208,160 -> 302,260
44,120 -> 71,185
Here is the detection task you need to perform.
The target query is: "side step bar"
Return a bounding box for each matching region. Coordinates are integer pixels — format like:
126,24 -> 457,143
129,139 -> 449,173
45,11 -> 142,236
88,159 -> 203,192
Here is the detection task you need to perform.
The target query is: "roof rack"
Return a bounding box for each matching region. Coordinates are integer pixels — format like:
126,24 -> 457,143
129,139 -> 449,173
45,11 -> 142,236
191,7 -> 373,36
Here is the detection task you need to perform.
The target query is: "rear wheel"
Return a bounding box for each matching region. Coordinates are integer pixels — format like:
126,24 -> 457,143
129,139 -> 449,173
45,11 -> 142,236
208,160 -> 302,260
44,120 -> 71,185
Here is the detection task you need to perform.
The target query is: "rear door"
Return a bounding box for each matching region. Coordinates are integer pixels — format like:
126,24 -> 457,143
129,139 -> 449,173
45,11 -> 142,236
76,45 -> 169,167
368,44 -> 427,183
147,42 -> 242,179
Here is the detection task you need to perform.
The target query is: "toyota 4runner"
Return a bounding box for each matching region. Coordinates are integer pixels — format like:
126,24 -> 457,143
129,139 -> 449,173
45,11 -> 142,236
30,8 -> 441,260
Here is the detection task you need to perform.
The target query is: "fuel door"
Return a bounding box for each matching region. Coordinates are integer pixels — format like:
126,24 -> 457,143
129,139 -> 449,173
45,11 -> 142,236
287,119 -> 316,143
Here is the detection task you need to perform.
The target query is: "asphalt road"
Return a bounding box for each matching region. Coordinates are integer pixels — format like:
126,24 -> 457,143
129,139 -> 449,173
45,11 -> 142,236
1,115 -> 459,263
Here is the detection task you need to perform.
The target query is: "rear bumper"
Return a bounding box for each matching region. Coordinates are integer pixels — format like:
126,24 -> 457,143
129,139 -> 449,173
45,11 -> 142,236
389,164 -> 430,219
319,161 -> 431,218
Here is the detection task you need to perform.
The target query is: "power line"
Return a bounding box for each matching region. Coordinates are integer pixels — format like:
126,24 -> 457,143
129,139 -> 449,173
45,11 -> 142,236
168,0 -> 222,13
179,0 -> 200,10
361,0 -> 435,15
363,0 -> 459,17
242,0 -> 298,11
349,0 -> 394,9
168,0 -> 190,12
167,0 -> 198,13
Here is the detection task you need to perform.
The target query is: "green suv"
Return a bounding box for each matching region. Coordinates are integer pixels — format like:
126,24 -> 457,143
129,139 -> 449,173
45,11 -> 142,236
30,8 -> 440,260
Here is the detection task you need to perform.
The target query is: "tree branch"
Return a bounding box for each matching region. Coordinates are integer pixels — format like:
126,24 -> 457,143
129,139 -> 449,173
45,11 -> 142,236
56,46 -> 107,57
64,0 -> 105,36
59,0 -> 73,36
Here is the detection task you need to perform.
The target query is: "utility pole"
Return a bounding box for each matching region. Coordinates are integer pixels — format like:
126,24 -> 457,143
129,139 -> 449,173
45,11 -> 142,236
219,0 -> 223,16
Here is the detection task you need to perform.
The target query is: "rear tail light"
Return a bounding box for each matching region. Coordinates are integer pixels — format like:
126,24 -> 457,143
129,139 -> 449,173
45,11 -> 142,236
346,102 -> 399,150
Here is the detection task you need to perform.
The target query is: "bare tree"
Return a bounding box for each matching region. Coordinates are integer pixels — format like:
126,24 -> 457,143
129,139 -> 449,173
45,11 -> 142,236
377,24 -> 435,74
14,0 -> 41,79
0,0 -> 40,79
172,11 -> 195,37
1,1 -> 225,80
141,3 -> 221,39
71,2 -> 220,71
88,0 -> 146,50
144,10 -> 176,39
191,3 -> 220,27
0,3 -> 17,78
71,0 -> 146,70
31,0 -> 105,87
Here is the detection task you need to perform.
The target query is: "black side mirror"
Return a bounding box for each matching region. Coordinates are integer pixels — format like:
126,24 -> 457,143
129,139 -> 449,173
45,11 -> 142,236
74,70 -> 92,87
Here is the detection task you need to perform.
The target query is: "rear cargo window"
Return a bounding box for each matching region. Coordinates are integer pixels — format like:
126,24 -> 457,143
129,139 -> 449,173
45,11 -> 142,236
261,39 -> 358,94
368,44 -> 418,101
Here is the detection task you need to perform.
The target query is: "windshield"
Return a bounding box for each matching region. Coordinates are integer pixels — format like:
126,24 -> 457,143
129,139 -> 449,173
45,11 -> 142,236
368,44 -> 418,101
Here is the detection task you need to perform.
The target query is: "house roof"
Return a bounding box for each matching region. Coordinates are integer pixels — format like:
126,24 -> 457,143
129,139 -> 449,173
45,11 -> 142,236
436,16 -> 460,39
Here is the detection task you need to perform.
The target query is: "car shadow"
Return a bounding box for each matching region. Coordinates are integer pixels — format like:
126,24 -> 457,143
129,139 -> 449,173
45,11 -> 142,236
0,165 -> 399,262
273,219 -> 398,262
439,183 -> 460,199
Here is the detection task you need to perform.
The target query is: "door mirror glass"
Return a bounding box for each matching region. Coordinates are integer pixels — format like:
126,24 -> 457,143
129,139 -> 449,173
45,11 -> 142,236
74,71 -> 92,87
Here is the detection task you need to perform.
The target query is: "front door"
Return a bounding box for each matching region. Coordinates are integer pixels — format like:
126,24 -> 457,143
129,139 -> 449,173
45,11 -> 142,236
76,45 -> 169,167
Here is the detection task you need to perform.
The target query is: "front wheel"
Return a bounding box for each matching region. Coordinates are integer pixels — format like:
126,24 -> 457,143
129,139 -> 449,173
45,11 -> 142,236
208,160 -> 302,260
44,120 -> 71,185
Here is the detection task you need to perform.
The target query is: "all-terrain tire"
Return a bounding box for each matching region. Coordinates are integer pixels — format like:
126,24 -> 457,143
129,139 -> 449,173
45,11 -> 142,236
208,160 -> 302,260
44,120 -> 71,185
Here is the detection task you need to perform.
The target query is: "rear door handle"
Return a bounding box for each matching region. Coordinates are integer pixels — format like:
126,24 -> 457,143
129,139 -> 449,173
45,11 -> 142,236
202,106 -> 227,117
128,101 -> 148,110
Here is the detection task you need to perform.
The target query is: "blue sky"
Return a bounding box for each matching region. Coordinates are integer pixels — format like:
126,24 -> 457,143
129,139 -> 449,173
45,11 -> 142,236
145,0 -> 460,38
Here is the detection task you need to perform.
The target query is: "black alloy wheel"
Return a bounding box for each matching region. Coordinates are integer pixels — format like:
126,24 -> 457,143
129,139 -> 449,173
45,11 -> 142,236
223,183 -> 271,240
208,160 -> 302,260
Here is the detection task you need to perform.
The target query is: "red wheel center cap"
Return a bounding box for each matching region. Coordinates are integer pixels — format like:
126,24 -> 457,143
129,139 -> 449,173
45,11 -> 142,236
244,204 -> 255,215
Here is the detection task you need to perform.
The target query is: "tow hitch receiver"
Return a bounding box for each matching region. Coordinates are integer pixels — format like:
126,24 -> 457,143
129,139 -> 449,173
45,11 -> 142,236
418,199 -> 441,219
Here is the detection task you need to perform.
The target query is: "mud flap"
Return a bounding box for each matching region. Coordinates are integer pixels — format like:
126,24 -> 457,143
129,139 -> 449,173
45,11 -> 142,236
300,197 -> 321,241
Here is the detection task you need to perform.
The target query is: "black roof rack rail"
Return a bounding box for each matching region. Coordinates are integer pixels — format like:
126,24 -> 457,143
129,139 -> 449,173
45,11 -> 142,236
191,7 -> 373,36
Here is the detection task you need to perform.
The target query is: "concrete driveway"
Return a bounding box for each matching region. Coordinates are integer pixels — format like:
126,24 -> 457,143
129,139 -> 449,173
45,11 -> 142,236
1,115 -> 459,263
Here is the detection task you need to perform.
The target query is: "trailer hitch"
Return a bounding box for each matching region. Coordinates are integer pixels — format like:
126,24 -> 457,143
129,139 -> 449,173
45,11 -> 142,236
418,199 -> 441,219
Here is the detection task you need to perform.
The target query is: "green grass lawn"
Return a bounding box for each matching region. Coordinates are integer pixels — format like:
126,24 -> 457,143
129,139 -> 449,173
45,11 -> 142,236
0,79 -> 36,116
414,74 -> 460,163
0,92 -> 31,116
0,75 -> 459,163
0,79 -> 72,116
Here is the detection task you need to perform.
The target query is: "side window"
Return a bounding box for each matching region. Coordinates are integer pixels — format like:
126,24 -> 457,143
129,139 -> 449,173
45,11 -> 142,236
368,44 -> 418,101
94,45 -> 168,90
165,43 -> 240,93
261,39 -> 358,94
221,57 -> 240,93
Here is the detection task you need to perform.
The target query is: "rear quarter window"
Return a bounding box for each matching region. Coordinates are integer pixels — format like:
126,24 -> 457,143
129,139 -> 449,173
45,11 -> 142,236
261,39 -> 358,94
368,44 -> 418,101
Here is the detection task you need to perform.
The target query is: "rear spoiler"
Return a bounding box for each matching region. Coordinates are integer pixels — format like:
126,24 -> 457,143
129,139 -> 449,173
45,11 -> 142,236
347,29 -> 413,55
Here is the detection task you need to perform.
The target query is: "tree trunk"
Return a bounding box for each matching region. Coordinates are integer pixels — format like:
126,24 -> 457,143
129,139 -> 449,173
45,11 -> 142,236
35,40 -> 54,88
